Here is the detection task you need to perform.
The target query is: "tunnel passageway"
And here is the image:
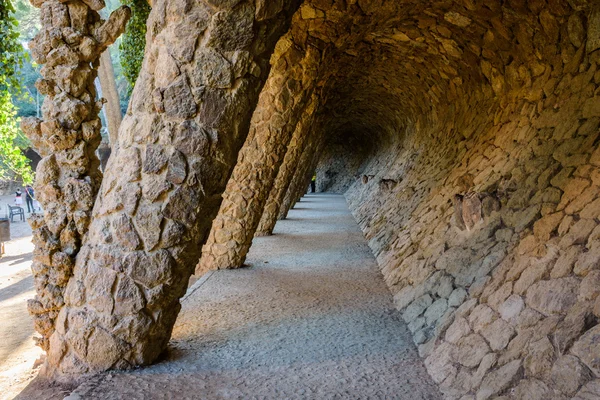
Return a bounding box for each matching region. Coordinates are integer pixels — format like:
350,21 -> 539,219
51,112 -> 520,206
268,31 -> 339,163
60,194 -> 441,399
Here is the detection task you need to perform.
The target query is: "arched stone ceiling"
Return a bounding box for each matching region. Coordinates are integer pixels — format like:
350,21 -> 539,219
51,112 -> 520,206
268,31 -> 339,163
283,0 -> 590,150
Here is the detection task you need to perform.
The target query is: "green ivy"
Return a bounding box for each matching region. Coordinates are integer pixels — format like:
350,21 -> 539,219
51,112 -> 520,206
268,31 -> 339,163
119,0 -> 150,94
0,92 -> 33,184
0,0 -> 26,91
0,0 -> 34,184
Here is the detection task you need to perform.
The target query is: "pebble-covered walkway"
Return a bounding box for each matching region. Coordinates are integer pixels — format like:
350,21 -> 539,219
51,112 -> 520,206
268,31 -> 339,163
67,194 -> 441,399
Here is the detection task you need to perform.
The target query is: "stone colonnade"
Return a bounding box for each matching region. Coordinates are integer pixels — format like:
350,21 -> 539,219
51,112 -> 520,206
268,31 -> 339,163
196,37 -> 321,273
26,0 -> 303,378
23,0 -> 600,398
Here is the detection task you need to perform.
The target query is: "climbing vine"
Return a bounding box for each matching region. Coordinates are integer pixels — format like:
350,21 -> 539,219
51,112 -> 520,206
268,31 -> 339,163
0,0 -> 34,184
0,0 -> 26,90
119,0 -> 150,94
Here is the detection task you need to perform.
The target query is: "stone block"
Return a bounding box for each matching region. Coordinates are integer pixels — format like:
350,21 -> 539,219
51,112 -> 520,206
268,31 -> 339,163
403,294 -> 433,323
476,360 -> 522,400
469,304 -> 496,333
580,271 -> 600,301
512,379 -> 555,400
573,380 -> 600,400
499,294 -> 524,322
448,288 -> 468,307
524,336 -> 555,379
424,298 -> 448,326
481,318 -> 515,351
456,333 -> 490,368
571,325 -> 600,376
551,355 -> 594,396
526,277 -> 580,315
446,317 -> 471,344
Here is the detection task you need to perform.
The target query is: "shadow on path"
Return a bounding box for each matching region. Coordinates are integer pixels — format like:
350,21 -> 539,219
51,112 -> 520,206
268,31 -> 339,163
19,194 -> 441,400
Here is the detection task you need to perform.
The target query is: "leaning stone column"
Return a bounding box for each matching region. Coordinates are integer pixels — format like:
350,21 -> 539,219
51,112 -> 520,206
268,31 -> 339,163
197,41 -> 321,273
44,0 -> 302,379
255,97 -> 318,236
20,0 -> 130,353
279,134 -> 324,219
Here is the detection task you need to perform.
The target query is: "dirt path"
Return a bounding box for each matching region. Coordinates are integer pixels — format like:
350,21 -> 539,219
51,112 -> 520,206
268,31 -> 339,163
36,193 -> 437,399
0,207 -> 42,400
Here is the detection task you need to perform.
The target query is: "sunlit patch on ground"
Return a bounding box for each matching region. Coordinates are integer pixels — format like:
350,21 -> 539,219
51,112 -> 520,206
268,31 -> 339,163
0,194 -> 42,400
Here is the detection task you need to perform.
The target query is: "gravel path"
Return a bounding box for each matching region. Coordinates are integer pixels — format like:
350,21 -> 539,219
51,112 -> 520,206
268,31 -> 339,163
66,194 -> 441,399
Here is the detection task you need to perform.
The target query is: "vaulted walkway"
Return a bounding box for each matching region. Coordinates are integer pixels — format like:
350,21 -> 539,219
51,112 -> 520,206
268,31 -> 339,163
65,194 -> 441,399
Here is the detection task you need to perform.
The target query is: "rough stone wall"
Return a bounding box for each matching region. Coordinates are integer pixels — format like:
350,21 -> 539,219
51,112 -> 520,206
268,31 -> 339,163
20,0 -> 130,352
37,0 -> 301,379
24,0 -> 600,392
315,137 -> 372,193
340,3 -> 600,399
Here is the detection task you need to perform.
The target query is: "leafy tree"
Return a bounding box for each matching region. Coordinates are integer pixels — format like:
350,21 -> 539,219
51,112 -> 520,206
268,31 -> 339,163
0,0 -> 34,184
119,0 -> 150,95
0,92 -> 33,184
10,0 -> 42,118
13,0 -> 40,41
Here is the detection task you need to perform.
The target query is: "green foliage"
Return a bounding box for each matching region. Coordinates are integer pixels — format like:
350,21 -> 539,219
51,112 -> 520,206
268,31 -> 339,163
10,0 -> 42,119
13,0 -> 40,41
0,0 -> 34,184
0,92 -> 33,184
119,0 -> 150,94
12,56 -> 42,118
0,0 -> 27,91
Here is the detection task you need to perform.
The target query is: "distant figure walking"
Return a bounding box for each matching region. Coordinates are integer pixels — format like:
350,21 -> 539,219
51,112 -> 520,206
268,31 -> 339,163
25,185 -> 35,213
310,175 -> 316,193
14,188 -> 23,206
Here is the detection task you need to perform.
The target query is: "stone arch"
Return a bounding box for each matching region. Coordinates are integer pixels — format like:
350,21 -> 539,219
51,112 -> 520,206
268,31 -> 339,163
23,0 -> 600,397
198,1 -> 600,398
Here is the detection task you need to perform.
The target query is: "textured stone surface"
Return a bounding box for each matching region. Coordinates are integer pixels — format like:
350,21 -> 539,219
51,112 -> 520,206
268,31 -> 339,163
35,0 -> 302,379
58,195 -> 442,399
572,325 -> 600,377
22,0 -> 600,396
198,46 -> 321,272
22,0 -> 130,355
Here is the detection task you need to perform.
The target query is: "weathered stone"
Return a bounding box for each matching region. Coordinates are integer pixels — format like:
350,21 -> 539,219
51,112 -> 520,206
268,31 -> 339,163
111,214 -> 141,251
526,277 -> 580,315
143,146 -> 169,174
481,318 -> 515,351
114,275 -> 145,315
456,334 -> 490,368
424,298 -> 448,326
425,342 -> 457,384
476,360 -> 522,400
448,288 -> 468,307
445,317 -> 471,344
469,304 -> 496,333
571,325 -> 600,376
162,76 -> 197,119
191,50 -> 233,89
587,7 -> 600,53
574,246 -> 600,276
206,3 -> 254,51
498,294 -> 524,322
166,150 -> 187,185
573,381 -> 600,400
172,120 -> 210,157
524,336 -> 555,379
133,205 -> 163,251
551,245 -> 583,278
551,355 -> 594,396
403,294 -> 433,323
